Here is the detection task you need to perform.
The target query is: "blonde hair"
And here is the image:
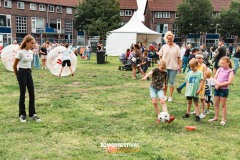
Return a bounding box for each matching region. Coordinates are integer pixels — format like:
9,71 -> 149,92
158,59 -> 167,69
220,56 -> 232,68
164,31 -> 175,43
19,35 -> 35,50
189,58 -> 198,68
206,68 -> 212,78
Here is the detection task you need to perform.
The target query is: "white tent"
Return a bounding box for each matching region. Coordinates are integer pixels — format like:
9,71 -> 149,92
106,11 -> 161,56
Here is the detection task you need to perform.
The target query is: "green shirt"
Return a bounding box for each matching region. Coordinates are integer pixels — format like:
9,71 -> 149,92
185,70 -> 203,97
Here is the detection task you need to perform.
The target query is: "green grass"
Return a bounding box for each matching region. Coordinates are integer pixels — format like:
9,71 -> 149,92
0,54 -> 240,160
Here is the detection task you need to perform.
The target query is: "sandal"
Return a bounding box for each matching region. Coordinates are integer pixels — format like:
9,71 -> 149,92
220,120 -> 226,125
208,118 -> 218,122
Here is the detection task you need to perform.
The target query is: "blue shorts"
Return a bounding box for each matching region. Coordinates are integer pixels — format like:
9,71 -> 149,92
166,69 -> 178,86
150,87 -> 164,99
214,89 -> 229,97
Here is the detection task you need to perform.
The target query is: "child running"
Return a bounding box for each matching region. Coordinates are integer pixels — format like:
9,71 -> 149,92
142,59 -> 175,123
208,56 -> 234,125
182,58 -> 203,122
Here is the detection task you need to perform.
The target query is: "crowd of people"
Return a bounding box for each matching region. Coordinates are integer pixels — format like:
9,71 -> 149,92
124,31 -> 236,125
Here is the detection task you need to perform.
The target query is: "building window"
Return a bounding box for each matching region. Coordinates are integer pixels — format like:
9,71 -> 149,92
56,6 -> 62,13
48,5 -> 54,12
17,1 -> 24,9
175,13 -> 179,18
155,12 -> 162,18
120,10 -> 124,16
16,16 -> 27,33
4,0 -> 12,8
163,12 -> 170,18
125,10 -> 132,16
0,14 -> 11,27
30,3 -> 37,10
212,12 -> 220,17
156,24 -> 168,34
39,4 -> 46,11
0,0 -> 1,7
31,17 -> 45,33
65,20 -> 73,34
66,8 -> 72,14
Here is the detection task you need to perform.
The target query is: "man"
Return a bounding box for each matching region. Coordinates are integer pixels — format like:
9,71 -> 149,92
213,40 -> 226,75
158,31 -> 182,102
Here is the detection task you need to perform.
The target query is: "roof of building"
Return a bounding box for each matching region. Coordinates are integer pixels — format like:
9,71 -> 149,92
21,0 -> 80,7
146,0 -> 232,12
120,0 -> 138,10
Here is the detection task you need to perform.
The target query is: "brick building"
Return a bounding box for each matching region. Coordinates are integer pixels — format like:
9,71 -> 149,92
0,0 -> 79,46
119,0 -> 138,25
144,0 -> 232,46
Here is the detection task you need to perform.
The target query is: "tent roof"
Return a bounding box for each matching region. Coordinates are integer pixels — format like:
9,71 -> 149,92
111,11 -> 160,35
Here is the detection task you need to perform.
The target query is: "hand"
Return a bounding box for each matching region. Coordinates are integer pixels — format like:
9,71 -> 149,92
178,68 -> 182,73
196,89 -> 200,95
162,86 -> 165,90
141,77 -> 146,81
57,59 -> 62,64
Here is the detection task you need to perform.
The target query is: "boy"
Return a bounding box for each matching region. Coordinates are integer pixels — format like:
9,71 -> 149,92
182,58 -> 203,122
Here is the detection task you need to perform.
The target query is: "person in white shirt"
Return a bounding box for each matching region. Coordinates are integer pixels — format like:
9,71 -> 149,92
13,35 -> 41,123
58,43 -> 74,77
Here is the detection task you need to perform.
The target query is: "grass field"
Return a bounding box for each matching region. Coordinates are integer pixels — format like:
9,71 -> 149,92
0,54 -> 240,160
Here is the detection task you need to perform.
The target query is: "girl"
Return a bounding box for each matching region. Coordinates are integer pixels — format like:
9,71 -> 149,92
58,43 -> 74,77
233,46 -> 240,75
204,68 -> 215,114
208,56 -> 234,125
39,43 -> 47,69
13,35 -> 41,122
142,59 -> 175,124
131,43 -> 145,79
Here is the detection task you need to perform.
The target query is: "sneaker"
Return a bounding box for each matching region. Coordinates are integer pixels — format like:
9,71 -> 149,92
167,115 -> 175,124
19,115 -> 26,123
163,96 -> 168,101
195,116 -> 201,122
30,114 -> 41,122
204,110 -> 210,115
182,113 -> 190,118
199,113 -> 206,119
190,110 -> 196,115
168,97 -> 173,102
176,87 -> 181,94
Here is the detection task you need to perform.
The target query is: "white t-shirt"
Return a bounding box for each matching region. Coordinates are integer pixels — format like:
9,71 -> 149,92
62,48 -> 72,61
15,49 -> 33,69
205,78 -> 215,96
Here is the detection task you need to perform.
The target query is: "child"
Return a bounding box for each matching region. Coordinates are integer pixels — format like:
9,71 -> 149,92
204,68 -> 215,114
182,58 -> 203,122
142,59 -> 175,123
208,56 -> 234,125
13,35 -> 41,122
196,53 -> 208,119
139,51 -> 149,80
58,43 -> 74,77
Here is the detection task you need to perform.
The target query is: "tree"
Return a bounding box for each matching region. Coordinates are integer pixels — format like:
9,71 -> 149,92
74,0 -> 121,40
175,0 -> 213,43
216,0 -> 240,42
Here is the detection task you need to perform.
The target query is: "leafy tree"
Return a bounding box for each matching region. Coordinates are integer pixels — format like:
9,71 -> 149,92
175,0 -> 213,42
74,0 -> 121,40
216,0 -> 240,42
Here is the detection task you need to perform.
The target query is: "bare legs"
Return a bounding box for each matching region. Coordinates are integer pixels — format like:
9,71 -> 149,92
152,98 -> 167,116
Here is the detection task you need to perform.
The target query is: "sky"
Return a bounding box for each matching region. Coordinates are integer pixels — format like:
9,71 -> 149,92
137,0 -> 147,21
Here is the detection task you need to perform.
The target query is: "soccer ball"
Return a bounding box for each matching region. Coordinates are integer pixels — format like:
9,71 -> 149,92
158,112 -> 170,122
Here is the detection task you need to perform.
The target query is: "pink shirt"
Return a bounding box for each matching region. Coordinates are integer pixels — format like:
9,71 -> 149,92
216,67 -> 233,89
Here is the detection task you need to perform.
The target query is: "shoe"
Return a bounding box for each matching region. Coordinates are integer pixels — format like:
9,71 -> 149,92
190,110 -> 196,115
42,67 -> 44,69
20,115 -> 26,123
72,73 -> 74,77
168,97 -> 173,102
220,120 -> 226,125
182,113 -> 190,118
30,114 -> 41,122
167,115 -> 175,124
199,113 -> 206,119
195,116 -> 201,122
45,67 -> 47,69
204,110 -> 210,115
176,87 -> 181,94
58,74 -> 61,78
163,96 -> 168,101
